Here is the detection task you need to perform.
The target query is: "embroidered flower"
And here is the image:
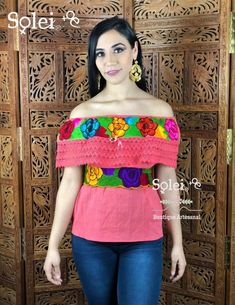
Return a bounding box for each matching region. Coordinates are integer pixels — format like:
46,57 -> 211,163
164,118 -> 179,140
80,118 -> 100,139
59,119 -> 75,140
118,168 -> 142,188
102,168 -> 115,175
136,117 -> 158,137
155,125 -> 168,139
86,165 -> 103,186
140,173 -> 150,186
108,118 -> 129,138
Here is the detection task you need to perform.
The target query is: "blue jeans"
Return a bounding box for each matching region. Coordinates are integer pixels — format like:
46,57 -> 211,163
72,234 -> 163,305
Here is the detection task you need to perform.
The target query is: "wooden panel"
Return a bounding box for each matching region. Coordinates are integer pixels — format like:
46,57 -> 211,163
134,1 -> 230,305
18,0 -> 133,304
0,0 -> 24,305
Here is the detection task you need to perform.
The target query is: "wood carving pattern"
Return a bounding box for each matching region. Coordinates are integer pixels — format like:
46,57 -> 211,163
176,112 -> 217,130
67,257 -> 80,283
159,290 -> 166,305
199,191 -> 215,236
0,52 -> 9,103
136,26 -> 219,46
0,0 -> 6,16
64,53 -> 89,102
29,52 -> 56,102
200,139 -> 216,184
174,293 -> 214,305
29,27 -> 91,44
31,110 -> 70,128
192,51 -> 219,104
0,285 -> 16,305
134,0 -> 219,19
159,53 -> 184,103
2,185 -> 14,228
189,265 -> 214,294
0,232 -> 15,252
177,138 -> 191,204
142,53 -> 153,94
34,234 -> 71,253
0,255 -> 16,282
0,111 -> 11,128
0,30 -> 7,43
28,0 -> 122,16
35,290 -> 79,305
32,186 -> 50,227
34,260 -> 50,286
184,239 -> 214,260
1,136 -> 13,178
31,136 -> 50,178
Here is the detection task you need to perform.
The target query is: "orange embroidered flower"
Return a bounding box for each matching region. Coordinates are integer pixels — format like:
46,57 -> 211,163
86,165 -> 103,186
136,118 -> 158,137
108,118 -> 129,138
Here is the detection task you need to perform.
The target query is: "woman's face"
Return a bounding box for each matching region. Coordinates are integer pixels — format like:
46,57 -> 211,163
95,29 -> 138,85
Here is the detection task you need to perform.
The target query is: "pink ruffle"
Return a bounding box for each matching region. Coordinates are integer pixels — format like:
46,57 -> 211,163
56,136 -> 180,169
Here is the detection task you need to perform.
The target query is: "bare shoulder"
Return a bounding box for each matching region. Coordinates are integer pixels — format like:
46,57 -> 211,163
69,101 -> 91,119
152,98 -> 174,117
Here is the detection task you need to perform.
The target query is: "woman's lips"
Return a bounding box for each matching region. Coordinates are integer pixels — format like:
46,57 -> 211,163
106,69 -> 121,76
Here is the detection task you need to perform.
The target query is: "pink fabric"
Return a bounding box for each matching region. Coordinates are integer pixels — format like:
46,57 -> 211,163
71,184 -> 163,242
56,136 -> 179,169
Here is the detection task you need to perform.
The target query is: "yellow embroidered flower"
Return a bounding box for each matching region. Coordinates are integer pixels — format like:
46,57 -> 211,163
108,118 -> 129,137
86,165 -> 103,186
155,125 -> 168,139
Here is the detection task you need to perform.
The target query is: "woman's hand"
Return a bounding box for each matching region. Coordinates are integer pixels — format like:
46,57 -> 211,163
43,248 -> 62,285
170,244 -> 187,282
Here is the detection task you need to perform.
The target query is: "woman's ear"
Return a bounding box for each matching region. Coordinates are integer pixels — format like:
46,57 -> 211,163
133,41 -> 138,60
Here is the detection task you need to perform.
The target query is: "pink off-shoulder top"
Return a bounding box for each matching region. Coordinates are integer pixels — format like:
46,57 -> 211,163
56,114 -> 181,242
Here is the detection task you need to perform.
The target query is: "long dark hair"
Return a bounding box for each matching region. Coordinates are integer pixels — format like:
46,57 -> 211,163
88,16 -> 147,97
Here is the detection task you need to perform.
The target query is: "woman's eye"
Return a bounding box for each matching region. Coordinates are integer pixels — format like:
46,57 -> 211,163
114,47 -> 124,53
96,52 -> 104,57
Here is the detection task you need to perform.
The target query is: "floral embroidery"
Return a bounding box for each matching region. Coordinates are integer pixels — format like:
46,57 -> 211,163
108,118 -> 129,138
59,119 -> 75,140
164,118 -> 179,140
80,118 -> 100,139
58,116 -> 180,142
84,165 -> 153,189
118,168 -> 142,187
136,117 -> 158,137
85,165 -> 103,186
155,125 -> 168,139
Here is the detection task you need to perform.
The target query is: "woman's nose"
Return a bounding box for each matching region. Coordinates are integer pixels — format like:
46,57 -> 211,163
105,51 -> 116,64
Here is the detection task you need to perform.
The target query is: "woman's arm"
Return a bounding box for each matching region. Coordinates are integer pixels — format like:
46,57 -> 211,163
155,164 -> 187,282
48,165 -> 84,250
44,165 -> 84,285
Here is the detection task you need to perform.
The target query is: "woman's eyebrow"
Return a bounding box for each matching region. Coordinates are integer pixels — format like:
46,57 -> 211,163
96,43 -> 126,51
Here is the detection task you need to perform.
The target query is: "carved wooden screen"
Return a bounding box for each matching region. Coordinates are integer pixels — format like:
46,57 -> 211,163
18,1 -> 133,305
0,0 -> 25,305
0,0 -> 229,305
134,1 -> 229,305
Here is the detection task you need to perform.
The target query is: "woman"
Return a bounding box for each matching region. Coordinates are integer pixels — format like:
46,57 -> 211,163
44,16 -> 186,305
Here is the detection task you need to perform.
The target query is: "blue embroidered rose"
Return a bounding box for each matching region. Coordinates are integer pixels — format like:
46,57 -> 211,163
80,118 -> 100,139
118,168 -> 142,188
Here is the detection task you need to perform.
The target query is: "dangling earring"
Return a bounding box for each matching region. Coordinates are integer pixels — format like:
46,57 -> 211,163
97,74 -> 101,90
129,60 -> 142,82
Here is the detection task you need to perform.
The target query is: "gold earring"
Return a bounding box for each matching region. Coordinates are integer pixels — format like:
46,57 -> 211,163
129,60 -> 142,82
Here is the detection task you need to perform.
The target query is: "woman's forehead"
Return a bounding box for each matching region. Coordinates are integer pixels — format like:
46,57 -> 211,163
96,30 -> 128,48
